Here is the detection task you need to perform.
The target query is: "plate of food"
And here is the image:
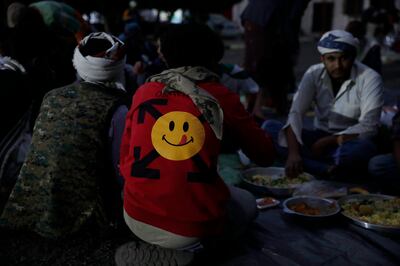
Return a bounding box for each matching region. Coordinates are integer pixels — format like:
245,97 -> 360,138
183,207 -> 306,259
241,167 -> 314,197
256,197 -> 280,210
282,196 -> 340,219
338,194 -> 400,233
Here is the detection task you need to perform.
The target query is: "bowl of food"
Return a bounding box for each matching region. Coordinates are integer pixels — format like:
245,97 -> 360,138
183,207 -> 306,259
338,194 -> 400,234
241,167 -> 314,197
282,196 -> 340,219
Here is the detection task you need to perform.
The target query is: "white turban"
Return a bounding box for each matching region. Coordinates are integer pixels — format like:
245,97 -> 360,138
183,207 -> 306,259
72,32 -> 126,90
317,30 -> 359,56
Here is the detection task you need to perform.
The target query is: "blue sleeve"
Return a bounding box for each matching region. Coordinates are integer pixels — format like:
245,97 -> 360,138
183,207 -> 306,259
109,105 -> 129,188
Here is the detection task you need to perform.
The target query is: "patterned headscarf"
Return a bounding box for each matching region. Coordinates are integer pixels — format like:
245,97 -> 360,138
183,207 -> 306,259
317,30 -> 359,56
148,66 -> 224,140
72,32 -> 126,91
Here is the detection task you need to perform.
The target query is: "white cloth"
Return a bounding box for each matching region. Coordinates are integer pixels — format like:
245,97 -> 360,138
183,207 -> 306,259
220,64 -> 259,94
278,61 -> 384,147
123,210 -> 200,249
72,32 -> 126,91
0,56 -> 26,73
317,30 -> 359,55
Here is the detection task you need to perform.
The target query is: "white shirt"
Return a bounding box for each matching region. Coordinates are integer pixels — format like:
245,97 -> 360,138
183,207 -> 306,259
279,61 -> 384,147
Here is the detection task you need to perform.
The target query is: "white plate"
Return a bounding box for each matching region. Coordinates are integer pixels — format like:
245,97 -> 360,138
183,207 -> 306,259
256,197 -> 280,209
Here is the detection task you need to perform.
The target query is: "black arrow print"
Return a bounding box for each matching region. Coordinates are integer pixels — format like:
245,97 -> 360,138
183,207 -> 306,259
187,154 -> 218,183
131,146 -> 160,179
137,99 -> 168,124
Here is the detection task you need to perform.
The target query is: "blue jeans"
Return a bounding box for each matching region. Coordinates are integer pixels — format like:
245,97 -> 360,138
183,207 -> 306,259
368,154 -> 400,180
262,120 -> 378,178
368,154 -> 400,193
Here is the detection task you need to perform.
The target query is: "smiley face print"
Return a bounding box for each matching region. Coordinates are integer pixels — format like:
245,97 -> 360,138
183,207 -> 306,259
151,111 -> 205,161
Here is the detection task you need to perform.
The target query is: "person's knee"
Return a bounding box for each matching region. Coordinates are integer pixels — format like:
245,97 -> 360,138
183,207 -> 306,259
228,186 -> 257,221
368,155 -> 382,172
368,154 -> 393,176
335,139 -> 377,167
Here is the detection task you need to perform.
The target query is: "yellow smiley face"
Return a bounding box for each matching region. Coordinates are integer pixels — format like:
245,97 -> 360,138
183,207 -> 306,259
151,111 -> 205,161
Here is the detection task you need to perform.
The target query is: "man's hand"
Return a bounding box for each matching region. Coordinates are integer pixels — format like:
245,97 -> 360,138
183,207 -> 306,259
311,135 -> 338,157
285,152 -> 303,178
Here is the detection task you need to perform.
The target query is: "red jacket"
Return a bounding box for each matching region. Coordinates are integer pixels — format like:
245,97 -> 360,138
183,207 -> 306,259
120,81 -> 274,237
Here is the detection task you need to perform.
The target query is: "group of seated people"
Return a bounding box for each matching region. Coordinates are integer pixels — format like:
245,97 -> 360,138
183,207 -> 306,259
0,6 -> 398,265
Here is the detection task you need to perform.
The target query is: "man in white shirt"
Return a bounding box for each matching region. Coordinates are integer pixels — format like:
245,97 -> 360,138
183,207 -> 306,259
262,30 -> 384,179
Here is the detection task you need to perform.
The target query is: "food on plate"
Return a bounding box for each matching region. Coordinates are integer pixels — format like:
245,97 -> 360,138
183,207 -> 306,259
341,198 -> 400,227
283,196 -> 340,217
257,197 -> 276,205
288,202 -> 321,215
256,197 -> 279,209
249,173 -> 310,188
349,187 -> 369,195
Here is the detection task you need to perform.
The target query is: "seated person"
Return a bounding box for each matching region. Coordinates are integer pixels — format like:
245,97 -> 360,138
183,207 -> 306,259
369,110 -> 400,193
218,63 -> 259,107
116,23 -> 275,265
345,20 -> 382,74
262,30 -> 384,179
0,32 -> 129,238
0,53 -> 30,141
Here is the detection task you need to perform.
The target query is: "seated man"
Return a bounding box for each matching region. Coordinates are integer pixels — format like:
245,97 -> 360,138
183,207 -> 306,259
369,110 -> 400,193
0,32 -> 128,238
218,63 -> 259,109
116,23 -> 275,265
263,30 -> 384,179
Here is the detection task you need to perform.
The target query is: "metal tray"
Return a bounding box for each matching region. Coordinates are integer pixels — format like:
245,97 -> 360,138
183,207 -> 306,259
241,167 -> 314,197
338,194 -> 400,234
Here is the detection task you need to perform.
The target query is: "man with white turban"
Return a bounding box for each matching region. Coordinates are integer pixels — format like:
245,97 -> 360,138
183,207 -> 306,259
0,32 -> 129,238
262,30 -> 384,179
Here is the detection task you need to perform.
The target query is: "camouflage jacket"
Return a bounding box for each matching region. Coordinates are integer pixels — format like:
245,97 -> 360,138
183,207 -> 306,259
0,82 -> 125,238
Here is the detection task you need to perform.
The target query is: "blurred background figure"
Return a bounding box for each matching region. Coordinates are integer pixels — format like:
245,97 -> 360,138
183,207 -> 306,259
218,63 -> 260,113
346,20 -> 382,74
362,0 -> 399,41
0,25 -> 31,141
241,0 -> 310,116
0,26 -> 33,209
29,0 -> 91,42
6,2 -> 78,91
122,0 -> 141,25
83,10 -> 106,32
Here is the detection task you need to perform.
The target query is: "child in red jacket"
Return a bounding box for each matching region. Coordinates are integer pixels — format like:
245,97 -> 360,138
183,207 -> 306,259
116,23 -> 275,266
